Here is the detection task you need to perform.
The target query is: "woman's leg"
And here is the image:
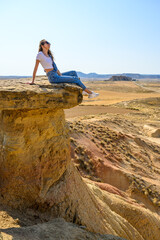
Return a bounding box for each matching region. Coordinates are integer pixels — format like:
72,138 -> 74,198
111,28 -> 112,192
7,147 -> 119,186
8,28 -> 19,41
60,71 -> 92,93
49,73 -> 87,90
47,70 -> 92,93
61,70 -> 78,77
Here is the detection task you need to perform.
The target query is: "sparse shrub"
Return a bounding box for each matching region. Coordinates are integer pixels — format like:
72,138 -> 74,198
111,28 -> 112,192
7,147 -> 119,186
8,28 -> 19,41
100,141 -> 105,147
144,190 -> 148,196
152,198 -> 158,204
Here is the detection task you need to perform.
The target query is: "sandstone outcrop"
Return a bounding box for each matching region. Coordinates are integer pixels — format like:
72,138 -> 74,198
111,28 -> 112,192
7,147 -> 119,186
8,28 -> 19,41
108,76 -> 136,81
143,124 -> 160,138
0,79 -> 82,208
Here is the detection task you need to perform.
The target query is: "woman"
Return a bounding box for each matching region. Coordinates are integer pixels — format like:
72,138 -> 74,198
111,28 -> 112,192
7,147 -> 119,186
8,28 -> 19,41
28,39 -> 99,98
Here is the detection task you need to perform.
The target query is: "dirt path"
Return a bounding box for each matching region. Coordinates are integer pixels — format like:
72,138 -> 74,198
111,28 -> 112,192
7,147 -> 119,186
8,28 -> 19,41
134,82 -> 160,93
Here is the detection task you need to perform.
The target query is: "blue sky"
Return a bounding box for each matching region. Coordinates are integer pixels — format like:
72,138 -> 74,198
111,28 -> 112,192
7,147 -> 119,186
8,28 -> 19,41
0,0 -> 160,76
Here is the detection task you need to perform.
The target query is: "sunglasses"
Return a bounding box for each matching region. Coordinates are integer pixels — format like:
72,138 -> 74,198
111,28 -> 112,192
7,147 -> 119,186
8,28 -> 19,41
41,41 -> 51,45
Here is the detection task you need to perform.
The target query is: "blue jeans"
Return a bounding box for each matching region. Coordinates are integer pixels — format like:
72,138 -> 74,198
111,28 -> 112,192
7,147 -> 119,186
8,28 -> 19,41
46,61 -> 87,90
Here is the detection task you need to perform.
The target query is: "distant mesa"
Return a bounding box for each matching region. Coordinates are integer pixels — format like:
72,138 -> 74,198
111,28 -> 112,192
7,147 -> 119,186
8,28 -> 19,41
77,72 -> 160,79
108,75 -> 136,81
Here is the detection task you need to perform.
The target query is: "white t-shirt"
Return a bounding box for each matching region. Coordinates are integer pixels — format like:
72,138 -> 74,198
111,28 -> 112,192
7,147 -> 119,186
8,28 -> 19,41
36,51 -> 53,69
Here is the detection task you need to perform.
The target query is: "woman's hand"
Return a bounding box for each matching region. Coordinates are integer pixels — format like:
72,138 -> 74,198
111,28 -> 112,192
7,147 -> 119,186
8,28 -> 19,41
26,81 -> 36,85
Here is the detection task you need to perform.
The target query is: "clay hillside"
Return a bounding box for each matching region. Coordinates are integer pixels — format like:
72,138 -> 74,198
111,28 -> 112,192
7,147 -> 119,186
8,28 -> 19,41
0,76 -> 160,240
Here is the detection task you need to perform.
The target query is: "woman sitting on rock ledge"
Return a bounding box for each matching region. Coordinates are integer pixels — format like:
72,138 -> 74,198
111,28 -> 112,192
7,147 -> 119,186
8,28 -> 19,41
28,39 -> 99,99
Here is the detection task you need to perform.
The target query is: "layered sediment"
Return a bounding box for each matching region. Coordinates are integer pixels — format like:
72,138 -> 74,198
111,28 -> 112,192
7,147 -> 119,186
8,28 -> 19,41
0,79 -> 82,208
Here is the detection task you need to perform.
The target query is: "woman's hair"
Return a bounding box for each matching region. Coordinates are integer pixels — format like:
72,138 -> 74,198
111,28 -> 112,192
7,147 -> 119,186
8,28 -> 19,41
38,39 -> 54,61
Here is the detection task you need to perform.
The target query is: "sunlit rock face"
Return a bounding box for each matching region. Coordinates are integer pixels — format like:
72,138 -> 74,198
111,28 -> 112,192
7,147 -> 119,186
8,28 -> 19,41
0,79 -> 83,208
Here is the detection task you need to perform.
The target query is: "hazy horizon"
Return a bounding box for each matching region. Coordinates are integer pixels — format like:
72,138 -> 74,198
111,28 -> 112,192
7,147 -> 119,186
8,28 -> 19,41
1,72 -> 160,78
1,0 -> 160,76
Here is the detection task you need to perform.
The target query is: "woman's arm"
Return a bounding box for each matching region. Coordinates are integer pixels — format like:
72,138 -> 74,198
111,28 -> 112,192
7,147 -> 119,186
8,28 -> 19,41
30,60 -> 40,84
57,69 -> 62,76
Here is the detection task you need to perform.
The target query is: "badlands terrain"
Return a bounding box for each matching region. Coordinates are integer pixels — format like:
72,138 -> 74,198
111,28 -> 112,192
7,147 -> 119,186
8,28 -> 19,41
65,80 -> 160,211
0,77 -> 160,239
65,79 -> 160,239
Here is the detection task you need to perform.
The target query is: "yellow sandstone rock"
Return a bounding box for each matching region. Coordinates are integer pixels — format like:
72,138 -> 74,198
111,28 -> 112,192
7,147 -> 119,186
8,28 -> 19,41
0,79 -> 82,208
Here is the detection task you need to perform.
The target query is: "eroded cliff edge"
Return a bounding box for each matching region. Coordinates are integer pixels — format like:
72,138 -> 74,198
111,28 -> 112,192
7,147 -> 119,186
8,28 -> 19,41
0,79 -> 83,208
0,79 -> 160,240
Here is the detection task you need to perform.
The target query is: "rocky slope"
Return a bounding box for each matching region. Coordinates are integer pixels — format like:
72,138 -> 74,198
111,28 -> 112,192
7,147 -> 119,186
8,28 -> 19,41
67,97 -> 160,239
0,218 -> 125,240
0,78 -> 160,240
